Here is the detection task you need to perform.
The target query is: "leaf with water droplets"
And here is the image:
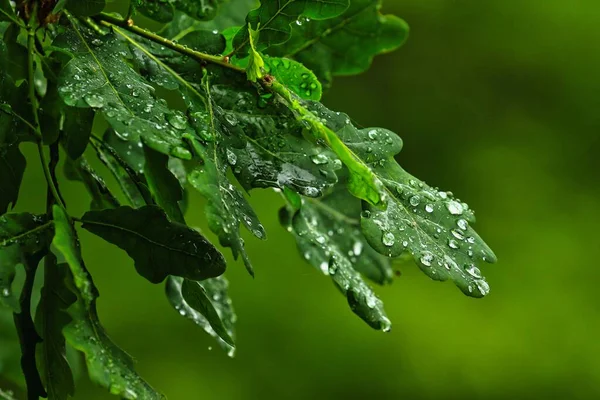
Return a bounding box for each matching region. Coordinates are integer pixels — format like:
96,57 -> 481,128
231,0 -> 349,56
80,205 -> 226,283
160,0 -> 256,37
303,102 -> 497,297
282,180 -> 393,285
0,40 -> 27,217
268,0 -> 409,88
134,0 -> 225,23
280,189 -> 391,331
167,276 -> 236,354
64,156 -> 120,211
143,144 -> 185,223
0,213 -> 54,312
93,131 -> 152,208
186,134 -> 265,276
52,206 -> 164,399
65,0 -> 106,17
34,257 -> 76,400
54,23 -> 194,159
208,73 -> 338,196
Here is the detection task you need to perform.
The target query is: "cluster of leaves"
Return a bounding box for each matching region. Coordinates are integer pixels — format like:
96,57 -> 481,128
0,0 -> 497,398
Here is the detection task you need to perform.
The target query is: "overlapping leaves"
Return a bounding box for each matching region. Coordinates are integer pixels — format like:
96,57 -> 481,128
0,1 -> 498,399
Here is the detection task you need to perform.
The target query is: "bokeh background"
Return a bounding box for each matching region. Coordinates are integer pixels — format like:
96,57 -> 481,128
2,0 -> 600,398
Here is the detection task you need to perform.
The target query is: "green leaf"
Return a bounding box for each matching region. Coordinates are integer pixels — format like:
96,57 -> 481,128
280,192 -> 391,331
0,42 -> 26,216
35,256 -> 76,400
135,0 -> 224,23
0,0 -> 16,22
65,0 -> 106,17
232,0 -> 350,55
62,106 -> 94,159
309,101 -> 497,297
0,213 -> 54,312
52,205 -> 164,399
143,144 -> 185,223
160,0 -> 257,37
268,0 -> 409,87
167,276 -> 236,354
186,135 -> 265,276
2,25 -> 28,83
80,205 -> 226,283
282,181 -> 393,285
64,156 -> 120,210
0,214 -> 54,400
264,56 -> 322,100
55,22 -> 194,159
93,132 -> 152,208
208,72 -> 338,196
245,24 -> 264,82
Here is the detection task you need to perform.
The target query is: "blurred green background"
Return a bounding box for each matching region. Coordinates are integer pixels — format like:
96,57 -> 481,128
3,0 -> 600,398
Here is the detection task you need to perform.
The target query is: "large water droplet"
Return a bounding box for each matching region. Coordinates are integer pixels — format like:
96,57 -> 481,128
457,219 -> 468,230
475,279 -> 490,296
465,264 -> 482,278
382,232 -> 395,247
167,111 -> 187,130
311,153 -> 329,165
420,252 -> 434,267
409,195 -> 421,206
446,200 -> 464,215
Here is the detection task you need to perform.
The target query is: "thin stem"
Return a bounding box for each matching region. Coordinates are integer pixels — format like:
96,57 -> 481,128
96,13 -> 244,73
27,23 -> 66,210
0,8 -> 25,28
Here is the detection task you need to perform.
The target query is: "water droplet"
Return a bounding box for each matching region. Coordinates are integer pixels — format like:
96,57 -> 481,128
382,232 -> 395,247
425,204 -> 434,213
226,149 -> 237,165
409,195 -> 420,206
465,264 -> 482,278
319,261 -> 329,274
457,219 -> 468,230
448,239 -> 459,249
475,279 -> 490,296
352,241 -> 363,256
368,129 -> 378,140
420,252 -> 434,267
451,229 -> 465,240
114,130 -> 130,141
446,200 -> 464,215
311,153 -> 329,165
1,288 -> 10,297
84,94 -> 105,108
361,210 -> 371,219
167,111 -> 187,130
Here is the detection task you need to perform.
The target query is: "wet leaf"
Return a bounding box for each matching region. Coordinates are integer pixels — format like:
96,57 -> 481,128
167,276 -> 236,352
64,156 -> 120,210
269,0 -> 409,87
307,101 -> 497,297
80,205 -> 226,283
280,189 -> 391,331
52,205 -> 164,399
0,213 -> 54,312
232,0 -> 350,55
54,22 -> 195,159
143,144 -> 185,223
35,256 -> 76,400
0,40 -> 26,217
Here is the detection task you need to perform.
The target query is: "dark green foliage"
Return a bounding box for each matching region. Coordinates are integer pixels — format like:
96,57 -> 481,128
0,0 -> 497,398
